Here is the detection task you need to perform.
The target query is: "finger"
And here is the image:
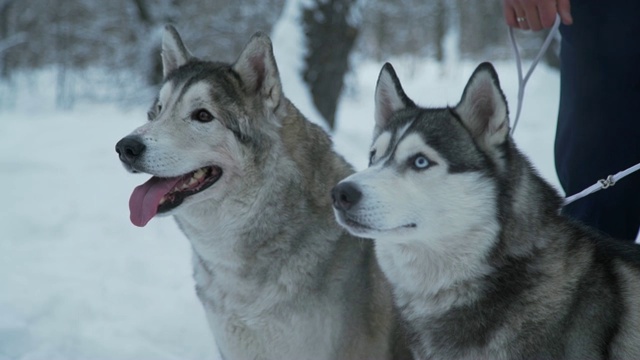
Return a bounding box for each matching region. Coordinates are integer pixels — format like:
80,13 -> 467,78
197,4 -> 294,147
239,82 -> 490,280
537,0 -> 558,28
522,2 -> 543,31
517,10 -> 530,31
503,0 -> 529,29
503,2 -> 520,28
557,0 -> 573,25
516,13 -> 529,30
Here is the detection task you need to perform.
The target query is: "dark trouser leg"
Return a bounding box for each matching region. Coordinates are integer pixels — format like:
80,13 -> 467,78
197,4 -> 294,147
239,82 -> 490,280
555,0 -> 640,241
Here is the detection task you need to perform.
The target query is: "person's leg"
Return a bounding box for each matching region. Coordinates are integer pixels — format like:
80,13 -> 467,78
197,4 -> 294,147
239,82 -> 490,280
555,0 -> 640,240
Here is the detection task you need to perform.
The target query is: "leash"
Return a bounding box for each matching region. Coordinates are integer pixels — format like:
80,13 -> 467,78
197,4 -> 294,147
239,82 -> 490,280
508,15 -> 640,210
508,14 -> 561,135
563,162 -> 640,206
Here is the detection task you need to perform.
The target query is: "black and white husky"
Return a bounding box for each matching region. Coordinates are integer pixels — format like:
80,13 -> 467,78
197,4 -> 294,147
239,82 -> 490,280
332,62 -> 640,359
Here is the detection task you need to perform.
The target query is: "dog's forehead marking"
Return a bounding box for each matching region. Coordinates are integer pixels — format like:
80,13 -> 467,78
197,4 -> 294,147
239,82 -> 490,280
375,118 -> 417,164
372,132 -> 392,158
394,133 -> 426,161
181,81 -> 212,106
158,80 -> 212,111
396,119 -> 415,139
158,82 -> 174,104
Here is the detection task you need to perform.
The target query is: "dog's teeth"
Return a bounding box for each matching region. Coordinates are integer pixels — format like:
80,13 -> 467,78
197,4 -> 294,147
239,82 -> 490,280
194,169 -> 205,180
188,177 -> 198,186
159,197 -> 166,205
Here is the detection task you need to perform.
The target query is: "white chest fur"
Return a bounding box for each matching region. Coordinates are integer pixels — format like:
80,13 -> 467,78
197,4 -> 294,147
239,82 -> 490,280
191,251 -> 342,360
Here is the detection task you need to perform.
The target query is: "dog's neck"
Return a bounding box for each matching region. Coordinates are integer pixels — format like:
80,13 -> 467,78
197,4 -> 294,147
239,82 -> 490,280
496,145 -> 565,256
375,221 -> 498,315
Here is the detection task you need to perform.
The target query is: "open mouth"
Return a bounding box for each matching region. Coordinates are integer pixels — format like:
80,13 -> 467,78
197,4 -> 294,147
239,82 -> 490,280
157,166 -> 222,213
128,166 -> 222,227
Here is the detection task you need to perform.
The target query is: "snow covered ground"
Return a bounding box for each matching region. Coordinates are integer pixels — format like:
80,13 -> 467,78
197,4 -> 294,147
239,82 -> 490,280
0,21 -> 561,360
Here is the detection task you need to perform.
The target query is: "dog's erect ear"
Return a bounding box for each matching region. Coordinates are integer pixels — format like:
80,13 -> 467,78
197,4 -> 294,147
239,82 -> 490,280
374,63 -> 416,135
455,62 -> 509,150
233,32 -> 282,112
162,25 -> 193,78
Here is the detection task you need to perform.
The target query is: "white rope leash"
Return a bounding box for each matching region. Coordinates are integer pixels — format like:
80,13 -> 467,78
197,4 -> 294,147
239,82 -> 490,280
563,162 -> 640,206
508,15 -> 640,210
508,14 -> 561,135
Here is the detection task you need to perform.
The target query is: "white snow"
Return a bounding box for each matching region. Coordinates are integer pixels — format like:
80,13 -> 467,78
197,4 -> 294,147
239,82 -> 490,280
0,104 -> 217,360
0,18 -> 562,360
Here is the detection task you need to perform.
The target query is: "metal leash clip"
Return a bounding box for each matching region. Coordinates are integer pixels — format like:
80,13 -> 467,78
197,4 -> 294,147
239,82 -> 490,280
598,175 -> 616,189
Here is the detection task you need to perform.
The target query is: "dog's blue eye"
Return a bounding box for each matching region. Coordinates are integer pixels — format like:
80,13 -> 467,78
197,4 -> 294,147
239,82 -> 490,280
192,109 -> 214,123
411,155 -> 430,170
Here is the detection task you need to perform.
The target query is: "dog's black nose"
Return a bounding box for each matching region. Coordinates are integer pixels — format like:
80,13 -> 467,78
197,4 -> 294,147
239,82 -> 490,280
331,182 -> 362,211
115,136 -> 146,164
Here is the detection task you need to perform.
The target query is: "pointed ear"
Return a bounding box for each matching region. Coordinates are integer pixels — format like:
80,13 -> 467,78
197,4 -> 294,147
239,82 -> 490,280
232,32 -> 282,112
374,63 -> 416,135
162,25 -> 193,78
455,62 -> 509,150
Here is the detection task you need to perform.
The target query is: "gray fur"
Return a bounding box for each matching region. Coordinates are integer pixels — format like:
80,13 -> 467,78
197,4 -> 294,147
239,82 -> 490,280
332,62 -> 640,359
117,27 -> 410,360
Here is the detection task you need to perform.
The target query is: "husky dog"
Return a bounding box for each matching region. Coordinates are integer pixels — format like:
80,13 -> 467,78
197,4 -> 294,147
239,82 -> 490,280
115,26 -> 409,360
332,62 -> 640,359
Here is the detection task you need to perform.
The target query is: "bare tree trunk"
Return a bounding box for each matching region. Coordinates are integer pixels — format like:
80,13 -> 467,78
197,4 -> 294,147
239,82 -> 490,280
0,0 -> 18,77
302,0 -> 359,130
128,0 -> 161,85
434,0 -> 447,62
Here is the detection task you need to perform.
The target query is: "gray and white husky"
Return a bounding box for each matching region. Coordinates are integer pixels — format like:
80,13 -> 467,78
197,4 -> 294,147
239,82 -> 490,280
332,62 -> 640,359
115,26 -> 409,360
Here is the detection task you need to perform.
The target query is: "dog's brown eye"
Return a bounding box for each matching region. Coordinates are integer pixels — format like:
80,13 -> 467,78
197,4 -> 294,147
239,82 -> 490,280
192,109 -> 214,123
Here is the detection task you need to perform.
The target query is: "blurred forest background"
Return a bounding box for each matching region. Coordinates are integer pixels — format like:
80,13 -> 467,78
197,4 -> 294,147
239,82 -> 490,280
0,0 -> 557,128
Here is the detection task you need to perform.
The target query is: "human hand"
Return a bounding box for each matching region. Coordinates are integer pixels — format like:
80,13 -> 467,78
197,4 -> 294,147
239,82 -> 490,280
502,0 -> 573,31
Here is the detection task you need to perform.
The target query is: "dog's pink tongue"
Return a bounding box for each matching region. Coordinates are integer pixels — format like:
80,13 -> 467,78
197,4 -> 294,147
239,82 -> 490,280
129,176 -> 182,227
